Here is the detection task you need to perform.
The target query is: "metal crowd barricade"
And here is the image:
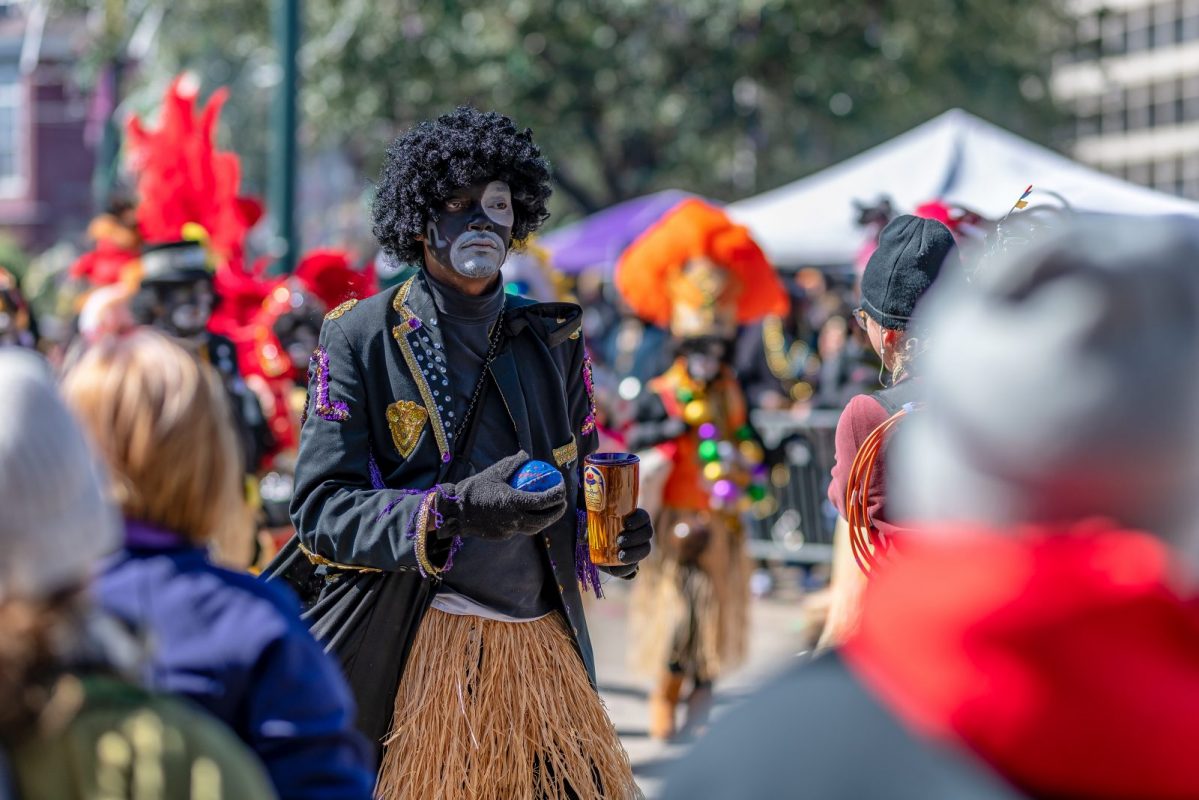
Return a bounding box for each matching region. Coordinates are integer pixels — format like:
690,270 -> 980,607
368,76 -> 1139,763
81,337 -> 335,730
745,409 -> 842,565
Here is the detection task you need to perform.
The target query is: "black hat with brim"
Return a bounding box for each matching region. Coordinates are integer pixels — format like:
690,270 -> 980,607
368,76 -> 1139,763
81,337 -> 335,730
139,240 -> 212,286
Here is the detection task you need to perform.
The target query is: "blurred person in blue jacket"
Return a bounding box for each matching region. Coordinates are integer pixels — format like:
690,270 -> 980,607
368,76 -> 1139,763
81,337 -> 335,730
62,329 -> 375,800
0,348 -> 276,800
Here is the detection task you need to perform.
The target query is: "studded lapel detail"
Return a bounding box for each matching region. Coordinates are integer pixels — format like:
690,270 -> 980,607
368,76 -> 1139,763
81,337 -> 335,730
390,276 -> 454,463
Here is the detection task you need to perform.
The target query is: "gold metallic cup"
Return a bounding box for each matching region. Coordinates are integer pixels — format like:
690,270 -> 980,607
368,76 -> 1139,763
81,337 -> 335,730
583,453 -> 640,567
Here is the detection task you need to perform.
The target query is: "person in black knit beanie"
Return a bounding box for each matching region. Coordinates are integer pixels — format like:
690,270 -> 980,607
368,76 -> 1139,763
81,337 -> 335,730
819,214 -> 957,649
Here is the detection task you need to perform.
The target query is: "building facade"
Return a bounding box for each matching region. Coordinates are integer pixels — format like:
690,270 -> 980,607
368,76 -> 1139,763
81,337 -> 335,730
0,6 -> 94,252
1054,0 -> 1199,199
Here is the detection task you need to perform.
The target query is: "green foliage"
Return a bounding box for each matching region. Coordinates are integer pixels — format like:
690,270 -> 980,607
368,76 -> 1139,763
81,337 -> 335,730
76,0 -> 1069,219
0,233 -> 31,281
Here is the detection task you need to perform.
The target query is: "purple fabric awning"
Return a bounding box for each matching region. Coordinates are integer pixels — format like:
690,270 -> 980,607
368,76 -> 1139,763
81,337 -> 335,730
541,189 -> 703,274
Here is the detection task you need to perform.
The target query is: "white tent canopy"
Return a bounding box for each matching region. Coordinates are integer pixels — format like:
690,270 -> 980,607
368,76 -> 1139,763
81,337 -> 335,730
729,108 -> 1199,267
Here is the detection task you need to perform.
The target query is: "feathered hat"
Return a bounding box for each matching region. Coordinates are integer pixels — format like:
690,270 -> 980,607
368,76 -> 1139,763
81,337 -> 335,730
124,75 -> 258,270
614,198 -> 788,338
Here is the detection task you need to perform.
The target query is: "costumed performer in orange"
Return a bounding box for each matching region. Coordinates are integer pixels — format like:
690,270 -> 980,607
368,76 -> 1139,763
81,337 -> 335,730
619,199 -> 788,740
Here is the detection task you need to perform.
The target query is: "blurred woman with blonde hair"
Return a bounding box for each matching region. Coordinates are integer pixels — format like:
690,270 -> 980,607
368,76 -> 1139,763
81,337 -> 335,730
62,329 -> 374,800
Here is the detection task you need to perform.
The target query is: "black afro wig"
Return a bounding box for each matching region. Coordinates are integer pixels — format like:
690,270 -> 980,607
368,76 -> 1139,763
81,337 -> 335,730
372,107 -> 553,265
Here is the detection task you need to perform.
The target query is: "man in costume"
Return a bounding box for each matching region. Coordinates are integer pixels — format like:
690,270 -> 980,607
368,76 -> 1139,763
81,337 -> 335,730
619,199 -> 788,741
270,107 -> 650,799
130,238 -> 273,477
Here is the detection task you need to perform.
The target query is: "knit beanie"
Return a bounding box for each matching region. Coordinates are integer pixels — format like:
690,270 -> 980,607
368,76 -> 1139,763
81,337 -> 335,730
0,349 -> 120,601
892,215 -> 1199,549
860,215 -> 958,330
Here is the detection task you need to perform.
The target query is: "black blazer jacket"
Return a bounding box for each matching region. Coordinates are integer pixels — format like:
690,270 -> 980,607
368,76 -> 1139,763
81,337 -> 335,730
282,270 -> 601,745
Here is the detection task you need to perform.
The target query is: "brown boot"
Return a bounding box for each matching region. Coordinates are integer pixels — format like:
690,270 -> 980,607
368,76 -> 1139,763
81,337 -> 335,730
648,672 -> 685,740
682,682 -> 714,737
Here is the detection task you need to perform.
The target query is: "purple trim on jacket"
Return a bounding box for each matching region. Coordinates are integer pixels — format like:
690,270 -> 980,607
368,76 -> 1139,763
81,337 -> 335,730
123,520 -> 191,550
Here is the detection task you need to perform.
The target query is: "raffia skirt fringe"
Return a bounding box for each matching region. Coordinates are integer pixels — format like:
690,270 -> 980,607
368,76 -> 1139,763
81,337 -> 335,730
629,508 -> 750,681
375,609 -> 639,800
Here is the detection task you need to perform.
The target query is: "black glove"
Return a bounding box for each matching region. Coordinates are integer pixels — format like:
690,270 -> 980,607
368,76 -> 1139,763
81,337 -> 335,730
601,508 -> 654,578
439,452 -> 568,541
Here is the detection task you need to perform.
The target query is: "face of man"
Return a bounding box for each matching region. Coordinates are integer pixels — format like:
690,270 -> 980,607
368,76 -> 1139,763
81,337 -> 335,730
275,307 -> 324,373
155,280 -> 214,339
680,336 -> 730,384
424,180 -> 514,279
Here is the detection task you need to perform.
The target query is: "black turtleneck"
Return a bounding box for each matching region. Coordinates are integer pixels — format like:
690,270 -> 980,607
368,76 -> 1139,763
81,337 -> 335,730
425,271 -> 555,619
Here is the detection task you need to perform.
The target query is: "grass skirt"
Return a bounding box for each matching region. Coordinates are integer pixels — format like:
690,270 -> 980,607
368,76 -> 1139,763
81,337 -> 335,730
376,609 -> 639,800
629,508 -> 750,681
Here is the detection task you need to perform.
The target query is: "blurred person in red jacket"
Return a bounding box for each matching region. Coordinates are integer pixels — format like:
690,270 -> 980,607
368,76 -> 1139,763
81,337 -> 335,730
664,214 -> 1199,799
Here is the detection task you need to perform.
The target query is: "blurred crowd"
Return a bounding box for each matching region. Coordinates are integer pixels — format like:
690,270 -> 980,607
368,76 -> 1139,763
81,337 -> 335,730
4,74 -> 1199,800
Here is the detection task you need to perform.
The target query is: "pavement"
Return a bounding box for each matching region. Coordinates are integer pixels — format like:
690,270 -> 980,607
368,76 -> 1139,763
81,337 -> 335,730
588,578 -> 815,799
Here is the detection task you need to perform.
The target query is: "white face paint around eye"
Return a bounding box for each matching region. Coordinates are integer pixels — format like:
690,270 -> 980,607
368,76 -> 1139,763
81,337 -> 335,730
481,181 -> 515,228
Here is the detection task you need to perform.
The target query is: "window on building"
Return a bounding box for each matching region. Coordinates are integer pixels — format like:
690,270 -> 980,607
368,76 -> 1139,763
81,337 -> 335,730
1128,161 -> 1152,186
1103,11 -> 1128,55
1127,85 -> 1152,131
1154,158 -> 1179,193
0,69 -> 23,196
1074,12 -> 1102,62
1182,1 -> 1199,44
1101,86 -> 1126,134
1182,155 -> 1199,199
1152,79 -> 1178,126
1127,8 -> 1152,52
1152,1 -> 1177,47
1183,75 -> 1199,122
1076,96 -> 1101,138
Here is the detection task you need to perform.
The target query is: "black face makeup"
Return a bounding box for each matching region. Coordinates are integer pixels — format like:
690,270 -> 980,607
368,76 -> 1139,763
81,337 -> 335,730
680,336 -> 730,384
275,307 -> 324,372
156,281 -> 214,339
424,180 -> 514,279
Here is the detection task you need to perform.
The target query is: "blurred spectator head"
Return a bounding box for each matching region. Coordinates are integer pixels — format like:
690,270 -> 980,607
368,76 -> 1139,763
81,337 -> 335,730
895,215 -> 1199,554
859,215 -> 957,333
978,188 -> 1074,278
0,350 -> 119,741
77,283 -> 136,344
61,330 -> 244,549
0,349 -> 118,603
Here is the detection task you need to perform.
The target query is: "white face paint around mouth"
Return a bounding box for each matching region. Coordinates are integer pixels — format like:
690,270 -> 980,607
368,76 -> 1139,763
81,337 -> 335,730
450,230 -> 507,277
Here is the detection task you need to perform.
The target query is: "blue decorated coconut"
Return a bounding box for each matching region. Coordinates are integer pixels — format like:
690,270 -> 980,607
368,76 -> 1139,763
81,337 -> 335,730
509,459 -> 563,492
